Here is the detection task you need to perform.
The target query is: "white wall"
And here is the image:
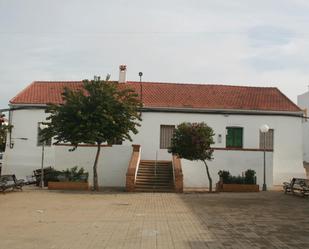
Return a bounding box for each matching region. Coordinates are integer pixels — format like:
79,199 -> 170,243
55,145 -> 132,187
2,109 -> 55,179
126,112 -> 304,185
182,150 -> 273,190
298,91 -> 309,162
3,108 -> 305,188
2,109 -> 132,187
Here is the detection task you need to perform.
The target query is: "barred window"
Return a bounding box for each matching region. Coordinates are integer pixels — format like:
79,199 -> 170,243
259,129 -> 274,150
160,125 -> 175,149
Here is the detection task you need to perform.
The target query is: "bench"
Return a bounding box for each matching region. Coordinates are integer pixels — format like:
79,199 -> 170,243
283,178 -> 309,197
0,174 -> 24,192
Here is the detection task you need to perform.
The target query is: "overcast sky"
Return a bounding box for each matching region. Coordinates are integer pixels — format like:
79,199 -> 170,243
1,0 -> 309,108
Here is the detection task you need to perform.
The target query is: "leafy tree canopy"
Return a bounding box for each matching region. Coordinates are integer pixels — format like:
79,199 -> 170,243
0,114 -> 12,152
41,79 -> 141,146
168,122 -> 215,192
41,78 -> 142,190
168,122 -> 215,161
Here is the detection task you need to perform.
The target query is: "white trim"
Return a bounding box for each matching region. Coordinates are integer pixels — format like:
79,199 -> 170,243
9,103 -> 47,108
141,106 -> 303,117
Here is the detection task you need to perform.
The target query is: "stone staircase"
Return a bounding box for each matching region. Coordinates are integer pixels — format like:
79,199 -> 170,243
134,160 -> 174,192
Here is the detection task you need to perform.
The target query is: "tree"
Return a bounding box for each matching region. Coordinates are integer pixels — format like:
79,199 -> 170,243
41,77 -> 141,190
0,114 -> 11,152
168,122 -> 215,192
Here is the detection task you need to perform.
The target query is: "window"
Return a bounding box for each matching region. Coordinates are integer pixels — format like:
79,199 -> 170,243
37,124 -> 51,146
160,125 -> 175,149
259,129 -> 274,150
226,127 -> 243,148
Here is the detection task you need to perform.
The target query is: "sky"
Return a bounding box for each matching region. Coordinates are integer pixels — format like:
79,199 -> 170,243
1,0 -> 309,109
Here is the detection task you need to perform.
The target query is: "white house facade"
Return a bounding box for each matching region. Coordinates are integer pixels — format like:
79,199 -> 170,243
2,68 -> 306,191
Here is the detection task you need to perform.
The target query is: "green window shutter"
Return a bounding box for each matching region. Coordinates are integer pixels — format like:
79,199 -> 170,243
226,127 -> 243,148
226,128 -> 234,147
234,128 -> 243,148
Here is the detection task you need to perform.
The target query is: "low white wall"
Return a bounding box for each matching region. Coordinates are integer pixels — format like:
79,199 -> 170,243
55,145 -> 132,187
2,109 -> 132,187
182,150 -> 273,190
2,109 -> 55,179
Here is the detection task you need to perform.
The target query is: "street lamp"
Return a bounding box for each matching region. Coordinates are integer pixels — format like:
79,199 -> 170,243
260,124 -> 269,191
39,122 -> 48,188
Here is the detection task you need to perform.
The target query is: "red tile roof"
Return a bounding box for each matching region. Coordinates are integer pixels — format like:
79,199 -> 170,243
10,81 -> 301,112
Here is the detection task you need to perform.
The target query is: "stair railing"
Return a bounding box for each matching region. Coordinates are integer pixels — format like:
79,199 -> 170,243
172,155 -> 183,193
154,150 -> 158,190
155,150 -> 158,177
125,144 -> 141,192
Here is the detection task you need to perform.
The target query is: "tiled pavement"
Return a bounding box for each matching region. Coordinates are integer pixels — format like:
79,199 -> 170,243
0,189 -> 309,249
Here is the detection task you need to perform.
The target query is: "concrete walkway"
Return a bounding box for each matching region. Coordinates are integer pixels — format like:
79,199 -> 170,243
0,189 -> 308,249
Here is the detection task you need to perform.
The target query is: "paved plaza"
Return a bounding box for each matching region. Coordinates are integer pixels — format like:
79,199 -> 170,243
0,188 -> 309,249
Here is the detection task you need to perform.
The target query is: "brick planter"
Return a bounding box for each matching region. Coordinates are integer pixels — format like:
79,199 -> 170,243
220,184 -> 259,192
48,181 -> 89,191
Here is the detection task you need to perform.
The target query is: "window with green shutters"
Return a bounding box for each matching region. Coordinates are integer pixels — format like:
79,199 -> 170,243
226,127 -> 243,148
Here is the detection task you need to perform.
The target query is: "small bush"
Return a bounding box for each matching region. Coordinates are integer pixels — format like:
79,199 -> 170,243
218,169 -> 256,185
244,169 -> 256,184
43,166 -> 88,183
62,166 -> 88,182
218,170 -> 231,183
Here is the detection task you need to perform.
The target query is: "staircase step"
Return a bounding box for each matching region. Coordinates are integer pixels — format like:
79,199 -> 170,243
138,166 -> 172,169
137,172 -> 172,175
134,189 -> 174,193
138,168 -> 172,171
140,160 -> 171,163
133,160 -> 174,193
139,166 -> 171,169
139,164 -> 172,167
136,176 -> 172,180
135,185 -> 174,189
136,181 -> 173,185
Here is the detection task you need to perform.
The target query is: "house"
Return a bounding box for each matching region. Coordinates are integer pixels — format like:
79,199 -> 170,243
297,89 -> 309,178
2,66 -> 306,191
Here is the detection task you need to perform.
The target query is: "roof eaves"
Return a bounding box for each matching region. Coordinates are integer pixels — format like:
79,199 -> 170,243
9,81 -> 37,104
141,106 -> 304,117
274,87 -> 302,112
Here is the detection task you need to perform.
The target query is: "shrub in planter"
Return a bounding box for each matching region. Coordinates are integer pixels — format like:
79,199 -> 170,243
244,169 -> 256,184
60,166 -> 88,182
217,169 -> 258,192
218,170 -> 231,183
218,169 -> 256,185
47,166 -> 89,190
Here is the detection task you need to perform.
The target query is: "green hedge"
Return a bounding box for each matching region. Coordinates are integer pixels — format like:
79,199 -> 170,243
45,166 -> 88,183
218,169 -> 256,185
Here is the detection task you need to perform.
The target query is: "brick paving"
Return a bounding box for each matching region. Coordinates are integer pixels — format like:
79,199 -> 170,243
0,188 -> 309,249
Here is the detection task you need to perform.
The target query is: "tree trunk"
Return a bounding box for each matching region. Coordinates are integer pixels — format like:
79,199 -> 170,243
202,160 -> 212,192
93,143 -> 101,191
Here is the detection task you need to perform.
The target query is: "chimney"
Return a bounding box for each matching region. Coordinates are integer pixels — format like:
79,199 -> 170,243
119,64 -> 127,83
